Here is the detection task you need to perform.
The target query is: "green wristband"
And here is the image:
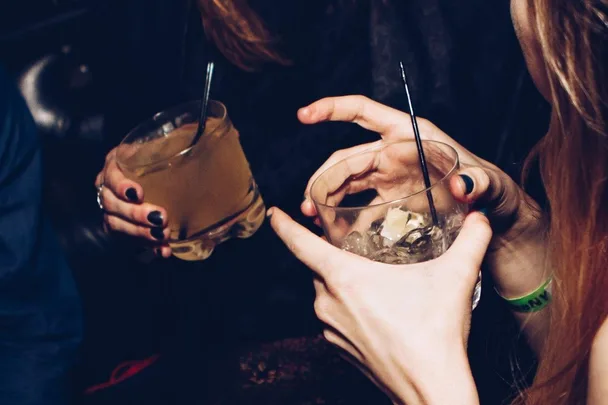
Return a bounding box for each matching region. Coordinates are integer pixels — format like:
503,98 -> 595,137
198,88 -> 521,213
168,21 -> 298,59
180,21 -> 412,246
498,278 -> 553,313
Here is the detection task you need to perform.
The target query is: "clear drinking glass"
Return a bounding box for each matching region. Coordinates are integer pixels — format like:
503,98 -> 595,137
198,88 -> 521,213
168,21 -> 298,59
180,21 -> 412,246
116,100 -> 265,261
310,140 -> 481,309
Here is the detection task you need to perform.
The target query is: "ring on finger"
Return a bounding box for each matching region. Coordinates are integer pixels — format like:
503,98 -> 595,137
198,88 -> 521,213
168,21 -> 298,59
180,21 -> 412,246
96,184 -> 105,211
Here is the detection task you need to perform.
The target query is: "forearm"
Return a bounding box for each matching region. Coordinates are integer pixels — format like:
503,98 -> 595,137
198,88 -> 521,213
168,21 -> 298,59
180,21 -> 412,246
487,228 -> 551,355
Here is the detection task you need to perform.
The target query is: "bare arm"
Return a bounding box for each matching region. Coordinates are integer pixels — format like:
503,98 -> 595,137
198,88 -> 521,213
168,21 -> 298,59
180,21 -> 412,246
588,317 -> 608,405
485,209 -> 551,355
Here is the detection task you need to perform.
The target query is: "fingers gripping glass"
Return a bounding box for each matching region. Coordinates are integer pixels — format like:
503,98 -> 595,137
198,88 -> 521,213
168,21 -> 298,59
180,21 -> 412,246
116,100 -> 265,261
310,140 -> 481,309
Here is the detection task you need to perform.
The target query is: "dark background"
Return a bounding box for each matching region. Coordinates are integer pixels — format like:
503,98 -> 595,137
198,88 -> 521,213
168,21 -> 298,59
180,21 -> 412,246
1,1 -> 550,404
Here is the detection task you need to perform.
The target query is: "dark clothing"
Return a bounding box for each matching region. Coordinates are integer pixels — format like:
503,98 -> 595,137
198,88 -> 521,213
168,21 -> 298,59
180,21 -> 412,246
0,66 -> 82,405
84,0 -> 548,403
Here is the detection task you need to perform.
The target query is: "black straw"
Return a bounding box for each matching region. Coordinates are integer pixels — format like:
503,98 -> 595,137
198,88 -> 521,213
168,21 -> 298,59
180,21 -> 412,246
399,62 -> 438,226
190,61 -> 215,147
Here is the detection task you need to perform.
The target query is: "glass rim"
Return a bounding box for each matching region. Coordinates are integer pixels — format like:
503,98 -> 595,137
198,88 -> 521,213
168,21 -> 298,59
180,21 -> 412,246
310,139 -> 460,212
116,99 -> 228,172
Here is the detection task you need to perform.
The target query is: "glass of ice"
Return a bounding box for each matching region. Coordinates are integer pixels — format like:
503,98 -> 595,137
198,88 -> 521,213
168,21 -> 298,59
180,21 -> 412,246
310,140 -> 481,309
116,100 -> 265,261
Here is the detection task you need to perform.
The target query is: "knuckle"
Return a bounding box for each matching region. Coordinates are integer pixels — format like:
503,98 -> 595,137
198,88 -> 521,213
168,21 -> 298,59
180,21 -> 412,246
322,329 -> 339,345
285,239 -> 302,258
476,171 -> 491,194
329,149 -> 347,163
351,94 -> 369,105
141,226 -> 154,239
325,267 -> 351,292
283,228 -> 307,256
352,96 -> 367,121
99,189 -> 113,211
134,206 -> 150,224
470,211 -> 491,228
486,169 -> 505,199
104,214 -> 118,231
105,148 -> 117,163
478,167 -> 491,182
105,163 -> 124,188
313,297 -> 331,323
121,202 -> 138,222
417,116 -> 431,128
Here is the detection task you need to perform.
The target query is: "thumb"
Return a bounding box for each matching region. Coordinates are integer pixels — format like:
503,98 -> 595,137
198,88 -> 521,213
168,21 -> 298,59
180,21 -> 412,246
446,212 -> 493,270
268,207 -> 352,279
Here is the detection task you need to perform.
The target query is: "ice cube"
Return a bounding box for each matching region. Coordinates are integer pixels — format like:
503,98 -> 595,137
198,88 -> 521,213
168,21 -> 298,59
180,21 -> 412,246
369,247 -> 394,262
372,247 -> 417,265
379,208 -> 428,246
369,218 -> 384,234
379,208 -> 410,245
365,231 -> 384,250
342,231 -> 373,257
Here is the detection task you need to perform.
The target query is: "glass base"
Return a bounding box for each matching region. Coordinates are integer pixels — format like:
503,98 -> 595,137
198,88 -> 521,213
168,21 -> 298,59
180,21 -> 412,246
169,192 -> 265,261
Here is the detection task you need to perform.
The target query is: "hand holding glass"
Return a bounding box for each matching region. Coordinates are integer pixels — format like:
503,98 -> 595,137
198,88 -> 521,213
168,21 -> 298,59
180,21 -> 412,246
310,140 -> 481,308
116,100 -> 265,261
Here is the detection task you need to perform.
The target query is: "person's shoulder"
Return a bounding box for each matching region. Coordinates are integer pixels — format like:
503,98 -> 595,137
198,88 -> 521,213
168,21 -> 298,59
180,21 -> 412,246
0,65 -> 36,135
0,65 -> 17,118
588,316 -> 608,404
591,316 -> 608,360
0,65 -> 39,181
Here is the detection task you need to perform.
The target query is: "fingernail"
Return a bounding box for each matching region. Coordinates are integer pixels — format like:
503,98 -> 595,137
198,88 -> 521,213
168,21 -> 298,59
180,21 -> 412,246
478,208 -> 488,216
300,107 -> 311,117
151,227 -> 165,240
460,175 -> 474,195
126,188 -> 138,202
147,211 -> 163,226
266,208 -> 274,219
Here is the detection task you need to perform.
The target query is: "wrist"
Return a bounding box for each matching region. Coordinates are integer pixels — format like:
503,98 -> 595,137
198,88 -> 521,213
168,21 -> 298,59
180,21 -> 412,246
496,277 -> 552,313
486,208 -> 551,298
395,345 -> 479,405
487,234 -> 550,298
487,199 -> 545,254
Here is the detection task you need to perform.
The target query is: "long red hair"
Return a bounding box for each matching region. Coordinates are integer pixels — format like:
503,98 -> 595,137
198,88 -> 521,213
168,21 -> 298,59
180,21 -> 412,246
197,0 -> 290,71
518,0 -> 608,403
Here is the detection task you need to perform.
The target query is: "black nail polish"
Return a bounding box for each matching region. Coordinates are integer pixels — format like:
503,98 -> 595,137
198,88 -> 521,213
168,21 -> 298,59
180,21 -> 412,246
151,227 -> 165,240
126,188 -> 138,202
147,211 -> 163,226
460,175 -> 474,195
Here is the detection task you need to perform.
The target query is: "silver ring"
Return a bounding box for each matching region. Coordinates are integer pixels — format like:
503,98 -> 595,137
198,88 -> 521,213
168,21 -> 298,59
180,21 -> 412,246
96,184 -> 105,210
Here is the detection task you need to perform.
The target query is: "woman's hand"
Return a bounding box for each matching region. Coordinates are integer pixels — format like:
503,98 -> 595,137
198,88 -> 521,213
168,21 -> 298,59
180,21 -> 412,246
268,207 -> 491,405
298,96 -> 541,242
95,148 -> 172,258
297,96 -> 547,297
